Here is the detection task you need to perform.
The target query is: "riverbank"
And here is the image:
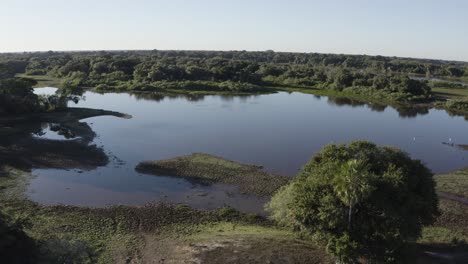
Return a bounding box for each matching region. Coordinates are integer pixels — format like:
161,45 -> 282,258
22,74 -> 468,119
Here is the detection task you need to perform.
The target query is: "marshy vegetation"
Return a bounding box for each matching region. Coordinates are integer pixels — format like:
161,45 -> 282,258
0,167 -> 332,263
136,153 -> 291,196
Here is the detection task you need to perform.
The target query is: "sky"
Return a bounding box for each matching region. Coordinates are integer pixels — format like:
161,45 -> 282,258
1,0 -> 467,61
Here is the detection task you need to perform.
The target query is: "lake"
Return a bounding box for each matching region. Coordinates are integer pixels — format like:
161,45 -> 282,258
29,88 -> 468,213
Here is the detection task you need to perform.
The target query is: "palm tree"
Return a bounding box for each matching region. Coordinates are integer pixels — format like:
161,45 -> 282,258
333,159 -> 374,231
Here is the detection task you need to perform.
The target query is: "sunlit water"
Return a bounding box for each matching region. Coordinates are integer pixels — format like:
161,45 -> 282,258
28,88 -> 468,213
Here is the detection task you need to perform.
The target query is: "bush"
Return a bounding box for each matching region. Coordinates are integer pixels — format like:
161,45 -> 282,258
430,81 -> 464,89
264,184 -> 296,227
0,211 -> 37,263
444,99 -> 468,113
266,141 -> 439,263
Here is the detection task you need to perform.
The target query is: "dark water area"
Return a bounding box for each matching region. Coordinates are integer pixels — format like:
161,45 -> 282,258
28,88 -> 468,213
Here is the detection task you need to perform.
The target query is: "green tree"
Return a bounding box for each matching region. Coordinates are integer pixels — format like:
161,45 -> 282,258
266,141 -> 439,263
372,74 -> 389,90
0,78 -> 41,114
333,159 -> 374,231
329,68 -> 353,91
445,66 -> 464,77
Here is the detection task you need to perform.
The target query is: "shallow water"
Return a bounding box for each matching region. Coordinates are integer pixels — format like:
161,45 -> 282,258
28,88 -> 468,212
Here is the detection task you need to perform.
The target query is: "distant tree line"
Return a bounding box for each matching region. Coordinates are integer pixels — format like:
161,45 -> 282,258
1,50 -> 467,101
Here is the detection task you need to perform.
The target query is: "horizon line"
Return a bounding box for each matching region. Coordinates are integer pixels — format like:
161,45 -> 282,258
1,48 -> 467,64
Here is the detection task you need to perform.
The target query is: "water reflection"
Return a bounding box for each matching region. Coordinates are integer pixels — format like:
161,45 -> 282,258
130,92 -> 260,104
19,89 -> 468,212
322,95 -> 431,118
0,118 -> 107,171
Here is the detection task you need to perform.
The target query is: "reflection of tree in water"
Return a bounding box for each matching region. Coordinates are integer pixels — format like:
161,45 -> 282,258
444,108 -> 468,121
326,96 -> 432,117
131,92 -> 165,102
327,97 -> 387,113
395,105 -> 430,118
328,97 -> 368,108
132,92 -> 205,102
131,92 -> 259,103
0,114 -> 110,172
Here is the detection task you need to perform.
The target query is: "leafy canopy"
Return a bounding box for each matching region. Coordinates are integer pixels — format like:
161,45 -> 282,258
266,141 -> 439,263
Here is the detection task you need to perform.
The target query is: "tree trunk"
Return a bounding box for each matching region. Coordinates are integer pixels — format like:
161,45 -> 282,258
348,205 -> 352,231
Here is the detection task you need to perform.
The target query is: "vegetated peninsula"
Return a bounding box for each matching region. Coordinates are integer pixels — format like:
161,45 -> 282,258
2,49 -> 468,116
136,153 -> 291,196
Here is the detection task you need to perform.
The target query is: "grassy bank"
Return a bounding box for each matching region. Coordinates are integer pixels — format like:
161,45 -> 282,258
417,168 -> 468,263
15,74 -> 61,88
434,168 -> 468,202
136,153 -> 291,197
433,87 -> 468,100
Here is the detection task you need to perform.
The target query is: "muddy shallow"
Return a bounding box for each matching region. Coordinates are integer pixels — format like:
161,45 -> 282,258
26,88 -> 468,213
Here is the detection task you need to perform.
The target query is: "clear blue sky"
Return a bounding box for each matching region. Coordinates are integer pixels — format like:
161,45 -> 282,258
1,0 -> 467,61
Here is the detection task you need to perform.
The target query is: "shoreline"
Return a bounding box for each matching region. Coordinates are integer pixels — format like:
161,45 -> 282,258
27,73 -> 468,119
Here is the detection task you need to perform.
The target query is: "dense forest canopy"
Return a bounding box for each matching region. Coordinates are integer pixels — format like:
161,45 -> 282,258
1,50 -> 468,102
0,60 -> 83,115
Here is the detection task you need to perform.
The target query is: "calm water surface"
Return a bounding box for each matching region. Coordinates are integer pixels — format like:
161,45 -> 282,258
29,88 -> 468,213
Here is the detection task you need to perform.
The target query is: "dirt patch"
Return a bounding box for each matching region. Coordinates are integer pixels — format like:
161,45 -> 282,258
190,236 -> 331,264
139,225 -> 333,264
136,153 -> 291,196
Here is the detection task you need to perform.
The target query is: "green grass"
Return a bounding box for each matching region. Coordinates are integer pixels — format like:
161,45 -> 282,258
433,87 -> 468,100
136,153 -> 291,196
435,168 -> 468,197
15,74 -> 61,88
419,168 -> 468,246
